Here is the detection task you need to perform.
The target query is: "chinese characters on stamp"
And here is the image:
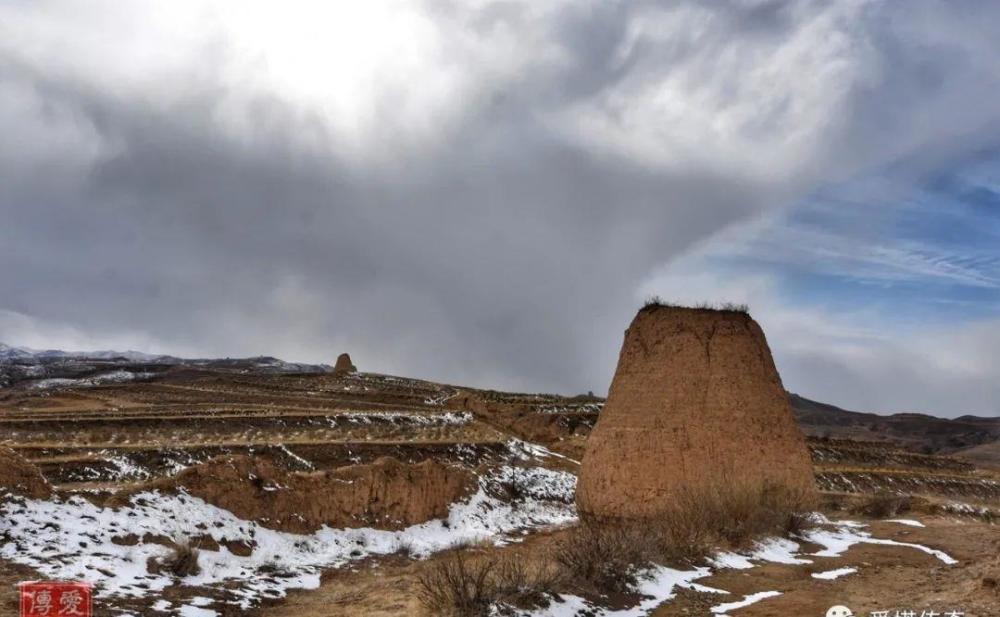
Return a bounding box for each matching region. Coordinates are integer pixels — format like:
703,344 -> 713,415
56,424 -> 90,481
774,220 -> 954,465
19,582 -> 91,617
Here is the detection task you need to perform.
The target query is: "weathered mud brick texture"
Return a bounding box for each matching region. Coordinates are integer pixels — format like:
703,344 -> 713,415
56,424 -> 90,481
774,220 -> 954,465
577,305 -> 815,518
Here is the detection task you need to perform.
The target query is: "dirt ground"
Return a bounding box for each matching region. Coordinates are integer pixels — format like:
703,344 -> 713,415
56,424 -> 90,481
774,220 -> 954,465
232,514 -> 1000,617
661,517 -> 1000,616
243,529 -> 570,617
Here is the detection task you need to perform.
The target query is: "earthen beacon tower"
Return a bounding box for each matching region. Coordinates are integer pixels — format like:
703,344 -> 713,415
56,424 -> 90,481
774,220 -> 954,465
332,353 -> 357,375
577,304 -> 815,519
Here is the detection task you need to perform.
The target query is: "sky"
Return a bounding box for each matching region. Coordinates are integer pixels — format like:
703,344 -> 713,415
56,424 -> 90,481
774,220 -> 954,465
1,1 -> 998,417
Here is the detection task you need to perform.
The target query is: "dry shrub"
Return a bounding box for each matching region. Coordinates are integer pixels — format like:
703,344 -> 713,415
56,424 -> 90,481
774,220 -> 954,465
659,481 -> 815,552
491,556 -> 561,611
417,550 -> 559,617
489,474 -> 528,504
819,492 -> 849,512
783,511 -> 816,537
394,539 -> 417,558
554,522 -> 651,594
856,492 -> 912,518
556,481 -> 814,595
983,555 -> 1000,595
447,537 -> 492,551
161,542 -> 201,577
648,506 -> 716,566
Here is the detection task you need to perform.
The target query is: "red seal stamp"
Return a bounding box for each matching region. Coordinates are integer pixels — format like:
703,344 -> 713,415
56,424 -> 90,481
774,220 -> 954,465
19,581 -> 92,617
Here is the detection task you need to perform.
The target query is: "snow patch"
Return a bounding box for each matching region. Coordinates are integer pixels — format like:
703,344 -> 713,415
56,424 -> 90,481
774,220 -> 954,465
276,444 -> 315,471
711,590 -> 781,614
507,439 -> 580,465
177,606 -> 217,617
30,370 -> 154,390
525,566 -> 720,617
325,410 -> 472,427
885,518 -> 925,527
709,538 -> 810,569
803,525 -> 956,565
539,517 -> 956,616
812,567 -> 857,580
0,466 -> 577,610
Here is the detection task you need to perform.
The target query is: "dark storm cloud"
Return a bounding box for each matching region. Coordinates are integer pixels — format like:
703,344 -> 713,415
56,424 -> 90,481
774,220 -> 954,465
2,65 -> 761,390
3,1 -> 1000,402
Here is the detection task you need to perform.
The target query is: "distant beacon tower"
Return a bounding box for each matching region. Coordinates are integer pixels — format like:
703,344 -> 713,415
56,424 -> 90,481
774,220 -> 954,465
332,353 -> 357,375
577,304 -> 815,519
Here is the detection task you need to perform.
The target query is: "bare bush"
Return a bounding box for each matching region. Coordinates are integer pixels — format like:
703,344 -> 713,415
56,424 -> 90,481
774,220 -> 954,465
161,542 -> 201,577
856,492 -> 912,518
394,539 -> 416,558
492,556 -> 561,610
819,492 -> 849,512
447,537 -> 492,552
417,551 -> 493,616
554,522 -> 651,594
783,511 -> 817,537
489,474 -> 528,504
555,481 -> 814,595
417,550 -> 559,617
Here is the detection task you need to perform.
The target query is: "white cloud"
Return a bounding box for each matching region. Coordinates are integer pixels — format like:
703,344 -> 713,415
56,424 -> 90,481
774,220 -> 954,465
1,1 -> 1000,406
641,253 -> 1000,416
715,217 -> 1000,289
0,310 -> 178,356
558,1 -> 870,176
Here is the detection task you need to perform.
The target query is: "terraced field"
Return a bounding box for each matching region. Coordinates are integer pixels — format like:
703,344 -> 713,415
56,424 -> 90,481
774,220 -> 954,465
3,363 -> 999,616
0,369 -> 555,493
5,365 -> 998,511
0,365 -> 597,614
810,437 -> 1000,509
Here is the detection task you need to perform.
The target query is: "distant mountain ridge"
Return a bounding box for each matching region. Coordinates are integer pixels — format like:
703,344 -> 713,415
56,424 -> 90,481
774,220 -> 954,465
0,342 -> 171,363
790,392 -> 1000,463
0,342 -> 329,388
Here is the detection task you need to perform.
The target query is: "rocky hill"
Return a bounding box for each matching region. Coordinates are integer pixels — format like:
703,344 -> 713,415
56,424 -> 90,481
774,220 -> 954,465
790,392 -> 1000,466
0,342 -> 329,388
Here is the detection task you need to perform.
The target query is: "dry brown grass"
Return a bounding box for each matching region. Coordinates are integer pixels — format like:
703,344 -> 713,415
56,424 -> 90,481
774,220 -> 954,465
641,297 -> 750,313
665,482 -> 815,550
555,481 -> 814,596
416,549 -> 560,617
